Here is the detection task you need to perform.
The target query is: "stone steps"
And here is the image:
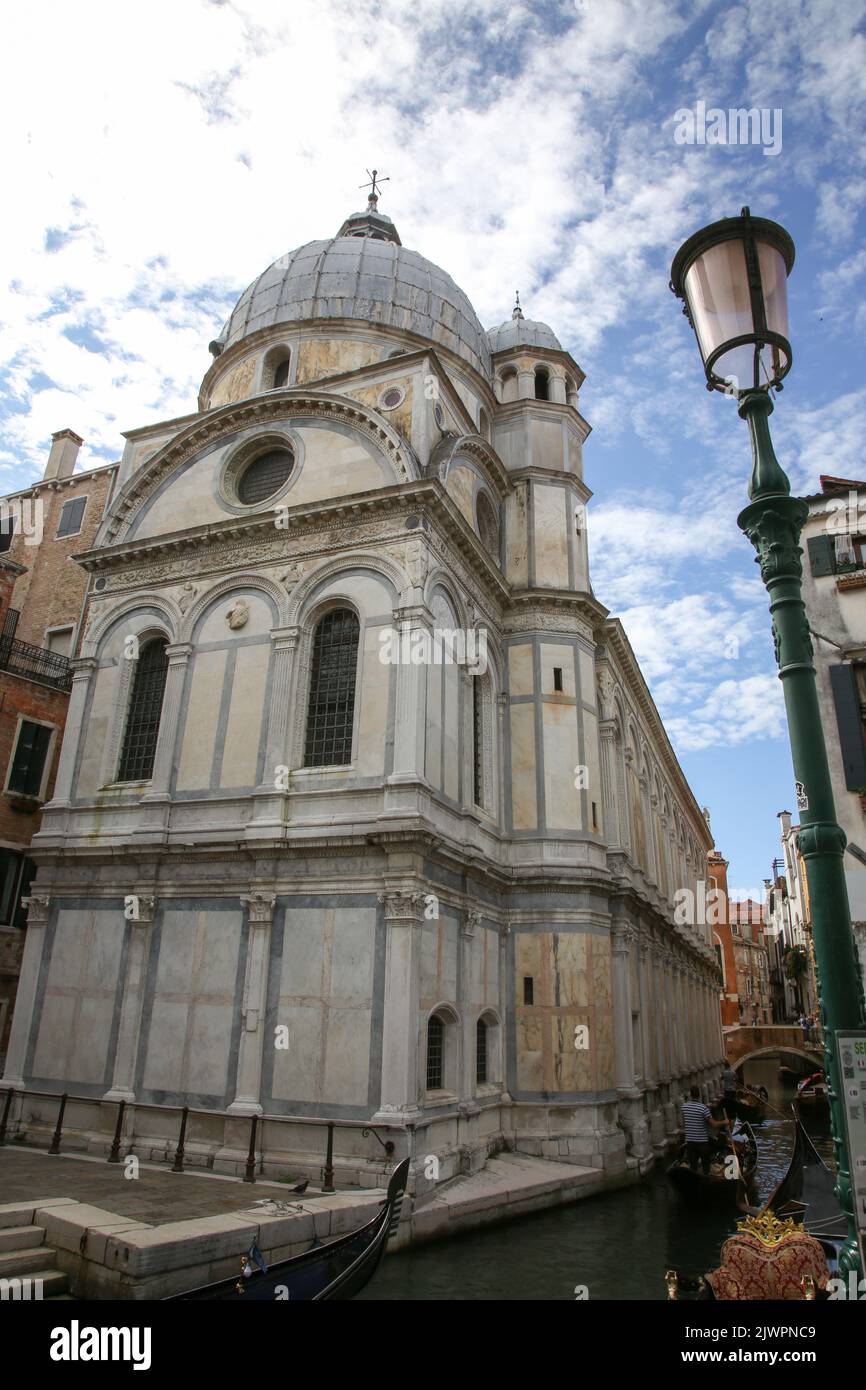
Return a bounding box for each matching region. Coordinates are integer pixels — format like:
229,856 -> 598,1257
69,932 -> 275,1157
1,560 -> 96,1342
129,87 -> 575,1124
0,1224 -> 46,1252
0,1245 -> 57,1277
0,1268 -> 69,1299
0,1206 -> 70,1299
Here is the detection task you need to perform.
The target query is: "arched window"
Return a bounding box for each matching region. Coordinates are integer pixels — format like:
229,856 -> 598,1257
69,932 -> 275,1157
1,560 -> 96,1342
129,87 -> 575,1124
472,676 -> 484,807
534,366 -> 550,401
273,357 -> 290,388
471,673 -> 494,814
117,638 -> 169,782
476,492 -> 500,556
263,347 -> 291,391
500,366 -> 519,403
476,1017 -> 488,1084
304,609 -> 360,767
426,1014 -> 444,1090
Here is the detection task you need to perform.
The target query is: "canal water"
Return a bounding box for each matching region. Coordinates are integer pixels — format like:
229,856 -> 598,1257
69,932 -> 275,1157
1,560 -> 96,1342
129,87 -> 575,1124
361,1056 -> 833,1300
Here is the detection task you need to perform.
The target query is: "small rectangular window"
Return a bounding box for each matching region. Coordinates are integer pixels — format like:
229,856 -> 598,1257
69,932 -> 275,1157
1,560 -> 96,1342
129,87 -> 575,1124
523,976 -> 534,1005
553,667 -> 563,692
45,627 -> 73,657
7,720 -> 53,797
56,496 -> 87,538
591,801 -> 598,830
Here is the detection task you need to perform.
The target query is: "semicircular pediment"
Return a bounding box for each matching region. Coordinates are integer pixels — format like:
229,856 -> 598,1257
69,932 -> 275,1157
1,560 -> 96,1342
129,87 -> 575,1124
99,391 -> 419,547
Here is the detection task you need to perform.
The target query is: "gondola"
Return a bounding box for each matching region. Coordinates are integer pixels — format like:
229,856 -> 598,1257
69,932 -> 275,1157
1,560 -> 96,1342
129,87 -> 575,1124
170,1158 -> 409,1301
733,1085 -> 767,1124
796,1071 -> 829,1116
770,1111 -> 846,1258
666,1109 -> 846,1298
667,1123 -> 758,1208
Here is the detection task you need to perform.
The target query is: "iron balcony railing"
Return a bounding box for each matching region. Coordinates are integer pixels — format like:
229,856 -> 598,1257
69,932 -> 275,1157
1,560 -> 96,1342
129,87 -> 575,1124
0,1086 -> 399,1190
0,633 -> 72,691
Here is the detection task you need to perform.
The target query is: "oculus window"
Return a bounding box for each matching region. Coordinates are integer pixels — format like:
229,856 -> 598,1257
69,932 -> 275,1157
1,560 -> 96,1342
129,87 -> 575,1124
237,448 -> 295,506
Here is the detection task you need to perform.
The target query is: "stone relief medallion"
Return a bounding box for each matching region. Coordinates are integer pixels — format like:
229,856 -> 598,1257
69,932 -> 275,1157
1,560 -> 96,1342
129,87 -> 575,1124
279,562 -> 303,593
178,581 -> 198,614
225,598 -> 250,630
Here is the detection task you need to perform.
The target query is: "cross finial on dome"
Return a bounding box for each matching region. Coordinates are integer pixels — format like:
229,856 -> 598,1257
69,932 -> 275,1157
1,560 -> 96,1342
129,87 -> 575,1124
359,167 -> 389,212
512,290 -> 524,321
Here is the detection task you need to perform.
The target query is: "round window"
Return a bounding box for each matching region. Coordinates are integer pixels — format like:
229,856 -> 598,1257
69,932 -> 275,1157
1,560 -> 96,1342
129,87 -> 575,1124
237,448 -> 294,505
379,385 -> 405,410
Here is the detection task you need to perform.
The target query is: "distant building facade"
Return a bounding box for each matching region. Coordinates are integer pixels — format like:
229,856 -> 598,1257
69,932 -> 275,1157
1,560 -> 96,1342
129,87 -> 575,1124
763,811 -> 819,1020
706,851 -> 770,1027
800,475 -> 866,989
728,900 -> 771,1027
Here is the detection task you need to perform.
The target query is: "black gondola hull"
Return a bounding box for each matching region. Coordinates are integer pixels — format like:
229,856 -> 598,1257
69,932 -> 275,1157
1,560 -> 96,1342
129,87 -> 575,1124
169,1158 -> 409,1302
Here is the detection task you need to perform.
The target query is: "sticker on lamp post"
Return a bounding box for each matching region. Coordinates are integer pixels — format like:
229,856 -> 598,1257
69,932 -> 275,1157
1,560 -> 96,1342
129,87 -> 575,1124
795,781 -> 808,812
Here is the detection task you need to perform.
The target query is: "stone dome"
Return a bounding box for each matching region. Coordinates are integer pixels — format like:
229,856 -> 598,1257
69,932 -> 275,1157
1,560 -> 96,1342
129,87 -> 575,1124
486,316 -> 562,354
214,234 -> 492,380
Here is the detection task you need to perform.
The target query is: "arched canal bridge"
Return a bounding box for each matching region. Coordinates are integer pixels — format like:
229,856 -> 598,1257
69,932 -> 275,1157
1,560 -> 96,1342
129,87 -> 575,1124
723,1025 -> 824,1071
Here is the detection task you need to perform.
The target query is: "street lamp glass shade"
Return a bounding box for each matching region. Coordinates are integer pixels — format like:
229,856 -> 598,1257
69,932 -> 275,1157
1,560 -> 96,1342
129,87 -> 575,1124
670,208 -> 794,394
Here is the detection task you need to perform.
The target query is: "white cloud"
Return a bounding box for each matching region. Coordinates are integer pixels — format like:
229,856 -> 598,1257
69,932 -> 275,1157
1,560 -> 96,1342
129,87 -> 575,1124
665,674 -> 786,751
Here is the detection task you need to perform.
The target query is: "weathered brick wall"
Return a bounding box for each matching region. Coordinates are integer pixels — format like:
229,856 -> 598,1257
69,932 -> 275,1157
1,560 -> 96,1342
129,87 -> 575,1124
0,670 -> 68,847
6,465 -> 116,648
0,663 -> 69,1066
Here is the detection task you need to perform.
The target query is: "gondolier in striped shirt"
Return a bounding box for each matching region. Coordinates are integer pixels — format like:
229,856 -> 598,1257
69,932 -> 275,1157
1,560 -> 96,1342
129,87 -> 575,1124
681,1085 -> 731,1174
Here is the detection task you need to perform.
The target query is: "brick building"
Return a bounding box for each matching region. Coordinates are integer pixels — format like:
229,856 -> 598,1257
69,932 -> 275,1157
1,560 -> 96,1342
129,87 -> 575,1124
0,435 -> 117,1062
707,849 -> 772,1027
729,899 -> 772,1027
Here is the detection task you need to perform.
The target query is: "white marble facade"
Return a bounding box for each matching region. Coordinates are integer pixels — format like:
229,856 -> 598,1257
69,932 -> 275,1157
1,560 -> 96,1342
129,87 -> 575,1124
1,204 -> 723,1181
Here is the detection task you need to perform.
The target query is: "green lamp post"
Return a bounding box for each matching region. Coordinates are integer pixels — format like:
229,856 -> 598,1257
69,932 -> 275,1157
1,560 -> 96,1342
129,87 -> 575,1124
671,207 -> 866,1274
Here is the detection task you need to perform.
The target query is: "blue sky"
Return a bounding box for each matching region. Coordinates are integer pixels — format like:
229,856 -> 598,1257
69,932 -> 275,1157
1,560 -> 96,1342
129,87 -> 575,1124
2,0 -> 865,891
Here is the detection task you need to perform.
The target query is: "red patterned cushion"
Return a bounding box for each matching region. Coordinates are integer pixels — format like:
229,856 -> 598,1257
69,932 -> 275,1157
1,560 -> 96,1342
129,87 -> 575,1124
705,1228 -> 829,1300
705,1268 -> 743,1300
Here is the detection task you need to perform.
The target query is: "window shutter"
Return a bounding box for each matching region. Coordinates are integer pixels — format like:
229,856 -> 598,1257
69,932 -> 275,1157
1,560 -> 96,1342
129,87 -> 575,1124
0,848 -> 21,923
807,534 -> 835,577
56,497 -> 87,538
8,720 -> 52,796
829,664 -> 866,790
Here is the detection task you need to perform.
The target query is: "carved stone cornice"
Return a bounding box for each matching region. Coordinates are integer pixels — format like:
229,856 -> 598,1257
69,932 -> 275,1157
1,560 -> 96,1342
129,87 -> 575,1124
600,617 -> 712,854
241,892 -> 277,926
611,921 -> 637,955
22,894 -> 51,927
378,889 -> 426,922
460,909 -> 482,939
503,589 -> 604,641
126,895 -> 157,925
69,657 -> 98,678
80,482 -> 511,618
270,625 -> 301,653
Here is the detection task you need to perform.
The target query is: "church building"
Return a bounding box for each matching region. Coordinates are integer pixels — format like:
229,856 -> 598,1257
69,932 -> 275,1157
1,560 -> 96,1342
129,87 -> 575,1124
1,190 -> 723,1191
